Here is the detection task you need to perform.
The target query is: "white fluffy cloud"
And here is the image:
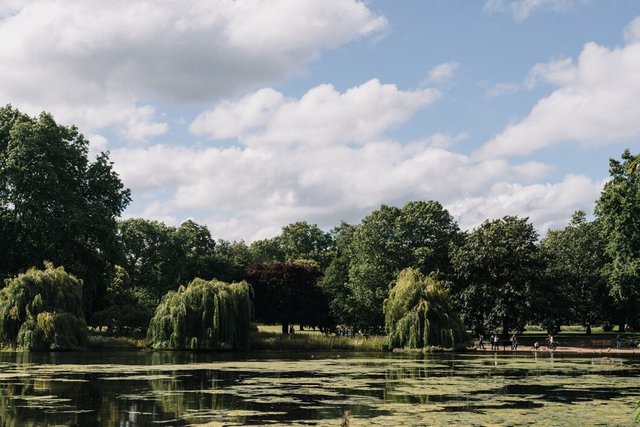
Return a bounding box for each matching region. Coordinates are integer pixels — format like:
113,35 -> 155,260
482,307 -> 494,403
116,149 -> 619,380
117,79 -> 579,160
108,79 -> 601,241
484,0 -> 582,20
190,79 -> 439,146
449,174 -> 604,233
477,24 -> 640,159
0,0 -> 386,140
112,139 -> 601,241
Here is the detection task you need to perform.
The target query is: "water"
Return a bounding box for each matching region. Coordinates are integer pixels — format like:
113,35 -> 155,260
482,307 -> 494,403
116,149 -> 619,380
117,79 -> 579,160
0,351 -> 639,426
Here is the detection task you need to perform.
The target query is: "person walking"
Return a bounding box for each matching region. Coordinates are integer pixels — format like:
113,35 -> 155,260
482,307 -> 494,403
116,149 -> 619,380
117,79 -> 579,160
478,334 -> 485,350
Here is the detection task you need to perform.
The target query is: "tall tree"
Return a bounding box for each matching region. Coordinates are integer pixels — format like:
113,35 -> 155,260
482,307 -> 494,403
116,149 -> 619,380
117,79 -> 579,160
595,149 -> 640,330
0,106 -> 130,317
279,221 -> 334,269
539,211 -> 611,334
347,201 -> 460,330
117,219 -> 184,299
174,219 -> 217,282
319,222 -> 357,324
452,216 -> 541,335
245,261 -> 329,334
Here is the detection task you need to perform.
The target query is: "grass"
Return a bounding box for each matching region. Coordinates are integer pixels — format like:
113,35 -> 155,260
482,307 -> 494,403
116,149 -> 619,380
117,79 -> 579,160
249,331 -> 387,352
87,334 -> 149,350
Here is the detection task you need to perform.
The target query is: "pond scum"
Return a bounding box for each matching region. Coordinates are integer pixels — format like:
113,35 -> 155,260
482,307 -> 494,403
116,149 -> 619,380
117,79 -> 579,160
0,353 -> 638,426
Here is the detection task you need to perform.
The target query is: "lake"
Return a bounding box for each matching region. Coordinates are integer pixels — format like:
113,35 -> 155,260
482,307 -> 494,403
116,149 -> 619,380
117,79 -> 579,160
0,350 -> 639,426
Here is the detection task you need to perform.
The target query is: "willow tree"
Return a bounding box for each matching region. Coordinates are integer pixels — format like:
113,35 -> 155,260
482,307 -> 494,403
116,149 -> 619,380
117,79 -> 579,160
384,268 -> 467,350
147,278 -> 252,350
0,263 -> 87,350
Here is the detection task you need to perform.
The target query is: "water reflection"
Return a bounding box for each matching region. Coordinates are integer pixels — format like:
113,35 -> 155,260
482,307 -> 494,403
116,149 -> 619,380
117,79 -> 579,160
0,351 -> 638,426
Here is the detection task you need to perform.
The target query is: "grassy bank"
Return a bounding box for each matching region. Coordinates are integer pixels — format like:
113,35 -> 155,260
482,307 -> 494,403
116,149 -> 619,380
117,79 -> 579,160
249,331 -> 387,351
87,334 -> 149,350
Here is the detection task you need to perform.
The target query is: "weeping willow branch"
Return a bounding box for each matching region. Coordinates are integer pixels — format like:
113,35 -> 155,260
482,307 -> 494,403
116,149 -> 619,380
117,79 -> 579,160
384,268 -> 467,350
0,262 -> 87,350
147,278 -> 253,350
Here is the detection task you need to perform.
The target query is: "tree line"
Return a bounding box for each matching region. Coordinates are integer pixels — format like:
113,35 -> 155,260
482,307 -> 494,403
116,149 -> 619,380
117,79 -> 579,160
1,106 -> 639,344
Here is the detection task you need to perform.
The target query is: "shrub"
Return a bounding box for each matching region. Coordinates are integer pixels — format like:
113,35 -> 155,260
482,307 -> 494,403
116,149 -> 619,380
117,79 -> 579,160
147,278 -> 252,350
384,268 -> 467,350
0,263 -> 87,350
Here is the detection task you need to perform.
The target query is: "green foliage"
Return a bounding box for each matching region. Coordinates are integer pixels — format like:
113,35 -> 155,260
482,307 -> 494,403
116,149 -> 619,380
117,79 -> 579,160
539,211 -> 611,333
117,219 -> 190,299
147,278 -> 252,350
0,105 -> 131,318
452,216 -> 541,334
0,263 -> 87,350
279,221 -> 334,269
92,265 -> 154,333
595,149 -> 640,329
348,201 -> 460,329
319,222 -> 358,324
384,268 -> 467,349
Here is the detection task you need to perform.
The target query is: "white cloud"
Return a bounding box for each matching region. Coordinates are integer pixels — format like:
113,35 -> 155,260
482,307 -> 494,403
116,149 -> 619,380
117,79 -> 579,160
111,135 -> 570,241
449,174 -> 604,233
108,75 -> 598,242
426,62 -> 459,85
190,79 -> 439,146
624,16 -> 640,42
484,0 -> 583,21
477,25 -> 640,159
0,0 -> 386,140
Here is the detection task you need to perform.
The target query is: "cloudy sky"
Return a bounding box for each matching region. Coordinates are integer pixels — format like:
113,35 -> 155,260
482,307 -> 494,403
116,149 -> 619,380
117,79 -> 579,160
2,0 -> 639,241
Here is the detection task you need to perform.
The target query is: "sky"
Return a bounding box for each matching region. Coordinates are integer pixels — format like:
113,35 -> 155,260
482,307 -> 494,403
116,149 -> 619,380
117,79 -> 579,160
1,0 -> 640,241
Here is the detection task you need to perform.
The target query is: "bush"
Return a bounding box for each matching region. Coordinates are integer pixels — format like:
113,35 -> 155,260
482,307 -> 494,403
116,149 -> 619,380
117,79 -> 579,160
0,263 -> 87,350
384,268 -> 467,350
147,278 -> 252,350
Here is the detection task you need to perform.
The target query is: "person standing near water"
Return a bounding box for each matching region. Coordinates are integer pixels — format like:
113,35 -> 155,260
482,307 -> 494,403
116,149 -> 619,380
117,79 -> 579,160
478,334 -> 485,349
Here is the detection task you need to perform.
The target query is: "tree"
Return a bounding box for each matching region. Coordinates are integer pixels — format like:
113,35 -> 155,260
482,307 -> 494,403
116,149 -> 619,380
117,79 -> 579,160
0,263 -> 87,350
244,261 -> 329,334
92,265 -> 155,334
384,268 -> 467,349
451,216 -> 542,335
595,149 -> 640,330
174,219 -> 217,283
211,239 -> 253,283
347,201 -> 460,330
539,211 -> 611,334
117,219 -> 185,299
0,106 -> 131,317
319,222 -> 357,324
147,278 -> 252,350
248,238 -> 285,264
279,221 -> 334,269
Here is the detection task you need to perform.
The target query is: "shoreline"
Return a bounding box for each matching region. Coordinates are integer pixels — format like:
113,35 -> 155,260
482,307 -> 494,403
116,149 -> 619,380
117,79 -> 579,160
473,345 -> 640,355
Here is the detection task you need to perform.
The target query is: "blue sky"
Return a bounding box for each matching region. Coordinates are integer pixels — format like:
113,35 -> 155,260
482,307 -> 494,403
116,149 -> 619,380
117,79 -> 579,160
2,0 -> 639,241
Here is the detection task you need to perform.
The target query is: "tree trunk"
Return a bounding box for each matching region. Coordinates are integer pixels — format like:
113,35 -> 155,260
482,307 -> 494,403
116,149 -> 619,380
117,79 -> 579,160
586,324 -> 592,335
618,322 -> 625,332
282,322 -> 289,335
